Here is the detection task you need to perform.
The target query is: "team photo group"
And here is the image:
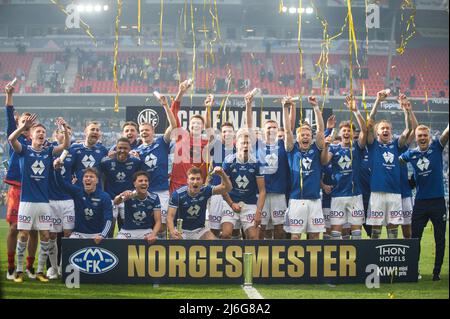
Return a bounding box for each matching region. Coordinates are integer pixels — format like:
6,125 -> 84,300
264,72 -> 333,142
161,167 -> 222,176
2,77 -> 448,284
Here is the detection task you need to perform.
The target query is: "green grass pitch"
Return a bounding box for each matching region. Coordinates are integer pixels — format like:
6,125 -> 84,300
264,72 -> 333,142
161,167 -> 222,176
0,219 -> 448,299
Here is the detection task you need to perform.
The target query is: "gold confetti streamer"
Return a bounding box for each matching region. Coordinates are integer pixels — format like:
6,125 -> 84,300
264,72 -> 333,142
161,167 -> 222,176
362,83 -> 369,128
137,0 -> 141,45
113,0 -> 123,113
397,0 -> 417,55
190,0 -> 197,104
279,0 -> 284,13
159,0 -> 164,63
49,0 -> 97,46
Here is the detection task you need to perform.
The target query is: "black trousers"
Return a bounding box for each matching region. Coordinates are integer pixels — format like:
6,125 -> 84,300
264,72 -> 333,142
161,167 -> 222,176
412,197 -> 448,275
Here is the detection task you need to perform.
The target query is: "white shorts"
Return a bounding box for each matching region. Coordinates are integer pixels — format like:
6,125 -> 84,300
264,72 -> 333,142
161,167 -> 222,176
283,199 -> 325,234
181,227 -> 211,240
367,192 -> 403,226
155,190 -> 169,224
49,199 -> 75,232
402,197 -> 413,225
221,202 -> 257,232
116,228 -> 153,239
70,232 -> 100,239
330,195 -> 365,226
261,193 -> 287,226
112,201 -> 125,219
207,195 -> 224,230
323,208 -> 331,229
18,202 -> 52,231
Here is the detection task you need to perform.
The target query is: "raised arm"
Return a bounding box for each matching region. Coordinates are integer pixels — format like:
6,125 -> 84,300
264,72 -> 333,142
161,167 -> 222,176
346,95 -> 367,148
405,99 -> 418,145
282,97 -> 295,152
171,79 -> 192,128
320,135 -> 333,165
211,167 -> 232,195
8,114 -> 37,154
5,85 -> 17,136
52,117 -> 70,155
398,94 -> 413,149
309,96 -> 325,150
440,124 -> 449,147
203,94 -> 216,142
368,90 -> 388,145
157,95 -> 178,143
244,91 -> 254,129
53,158 -> 80,196
290,101 -> 297,132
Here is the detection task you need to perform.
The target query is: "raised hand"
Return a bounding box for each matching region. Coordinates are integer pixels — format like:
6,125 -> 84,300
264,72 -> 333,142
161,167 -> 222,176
326,115 -> 336,129
21,114 -> 37,129
204,94 -> 214,108
376,89 -> 390,102
324,135 -> 333,147
55,117 -> 67,129
212,166 -> 224,175
345,95 -> 357,112
53,158 -> 63,170
244,91 -> 254,106
308,96 -> 318,107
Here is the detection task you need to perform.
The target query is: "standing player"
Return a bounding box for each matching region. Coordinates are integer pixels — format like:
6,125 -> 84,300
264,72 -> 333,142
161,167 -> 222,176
366,91 -> 415,239
9,115 -> 70,283
70,121 -> 108,187
167,167 -> 232,240
54,162 -> 113,242
283,96 -> 326,240
4,83 -> 38,280
400,124 -> 449,281
245,92 -> 289,239
169,80 -> 215,194
221,129 -> 266,240
136,94 -> 177,239
113,171 -> 161,242
46,124 -> 75,279
207,122 -> 236,237
321,95 -> 367,240
99,138 -> 142,237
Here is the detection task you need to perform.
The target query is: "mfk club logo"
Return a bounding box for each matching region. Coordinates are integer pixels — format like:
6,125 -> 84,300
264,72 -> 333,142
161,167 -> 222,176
69,247 -> 118,274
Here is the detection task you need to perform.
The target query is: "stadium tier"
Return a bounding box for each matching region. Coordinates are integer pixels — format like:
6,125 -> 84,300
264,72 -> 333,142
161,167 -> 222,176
1,48 -> 448,96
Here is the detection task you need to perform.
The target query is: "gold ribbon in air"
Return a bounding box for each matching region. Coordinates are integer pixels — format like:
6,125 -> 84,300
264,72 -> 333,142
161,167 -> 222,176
113,0 -> 123,113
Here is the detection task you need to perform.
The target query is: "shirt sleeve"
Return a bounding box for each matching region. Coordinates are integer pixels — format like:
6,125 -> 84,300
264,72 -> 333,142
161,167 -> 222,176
54,167 -> 80,196
101,194 -> 113,238
399,149 -> 411,163
168,191 -> 179,209
153,194 -> 161,211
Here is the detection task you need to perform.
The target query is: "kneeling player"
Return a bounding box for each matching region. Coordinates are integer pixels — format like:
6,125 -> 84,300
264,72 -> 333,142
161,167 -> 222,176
167,167 -> 232,240
113,171 -> 161,242
54,162 -> 112,243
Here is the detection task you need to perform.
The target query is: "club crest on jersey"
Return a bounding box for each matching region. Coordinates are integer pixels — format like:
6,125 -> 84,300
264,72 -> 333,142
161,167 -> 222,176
236,175 -> 250,188
382,152 -> 394,164
187,205 -> 201,216
82,155 -> 96,168
31,160 -> 45,175
145,154 -> 158,168
69,247 -> 118,275
417,157 -> 430,171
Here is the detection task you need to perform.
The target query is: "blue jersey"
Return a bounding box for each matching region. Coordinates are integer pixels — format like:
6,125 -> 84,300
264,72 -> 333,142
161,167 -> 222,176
287,142 -> 322,200
329,143 -> 364,197
222,154 -> 263,205
321,163 -> 333,208
136,137 -> 170,192
258,139 -> 290,194
99,156 -> 142,198
210,140 -> 235,186
367,138 -> 403,194
70,143 -> 108,187
169,185 -> 213,230
400,139 -> 445,200
17,145 -> 54,203
400,161 -> 413,199
4,105 -> 31,185
123,192 -> 161,230
49,142 -> 73,201
55,171 -> 112,236
359,147 -> 371,203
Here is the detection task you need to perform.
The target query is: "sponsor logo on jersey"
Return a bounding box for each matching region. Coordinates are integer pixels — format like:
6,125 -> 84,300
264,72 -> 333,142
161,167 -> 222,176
31,160 -> 45,175
145,153 -> 158,169
236,175 -> 250,189
69,247 -> 118,274
81,155 -> 96,168
382,152 -> 394,164
187,205 -> 201,217
417,157 -> 430,171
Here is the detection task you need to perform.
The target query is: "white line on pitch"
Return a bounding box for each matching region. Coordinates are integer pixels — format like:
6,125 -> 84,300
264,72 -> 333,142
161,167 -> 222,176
242,285 -> 264,299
